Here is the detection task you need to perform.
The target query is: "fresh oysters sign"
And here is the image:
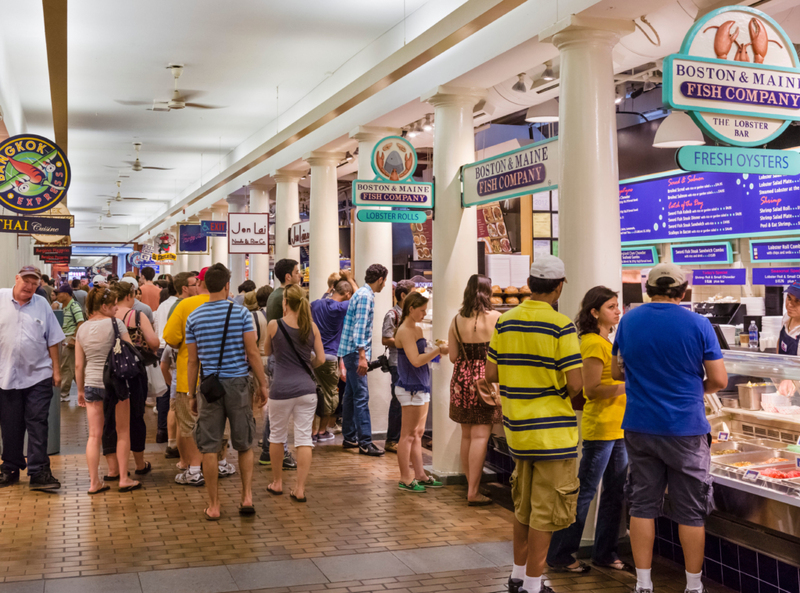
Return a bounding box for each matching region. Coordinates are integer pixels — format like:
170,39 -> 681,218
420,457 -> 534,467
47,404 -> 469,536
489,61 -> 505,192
664,6 -> 800,147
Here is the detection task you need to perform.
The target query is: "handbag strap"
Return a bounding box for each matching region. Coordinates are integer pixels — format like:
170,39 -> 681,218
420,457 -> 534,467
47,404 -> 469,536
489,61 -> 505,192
215,303 -> 234,374
453,315 -> 468,360
277,319 -> 319,386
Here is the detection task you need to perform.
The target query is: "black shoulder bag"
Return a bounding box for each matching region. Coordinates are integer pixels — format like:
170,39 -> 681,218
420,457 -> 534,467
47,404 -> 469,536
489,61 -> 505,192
199,302 -> 234,404
277,320 -> 325,414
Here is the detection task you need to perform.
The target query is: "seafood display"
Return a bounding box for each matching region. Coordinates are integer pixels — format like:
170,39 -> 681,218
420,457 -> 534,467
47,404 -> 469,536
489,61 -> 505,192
478,204 -> 512,253
712,449 -> 738,456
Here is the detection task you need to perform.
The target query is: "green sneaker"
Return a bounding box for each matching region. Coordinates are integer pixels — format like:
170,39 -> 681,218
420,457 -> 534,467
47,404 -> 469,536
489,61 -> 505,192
398,480 -> 426,493
258,451 -> 271,466
418,477 -> 443,488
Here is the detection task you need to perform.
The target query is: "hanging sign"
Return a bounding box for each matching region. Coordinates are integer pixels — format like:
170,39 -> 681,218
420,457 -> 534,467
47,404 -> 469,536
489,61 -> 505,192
676,145 -> 800,176
157,232 -> 176,254
152,253 -> 176,263
200,220 -> 227,237
352,136 -> 433,209
356,209 -> 427,224
126,251 -> 143,266
177,223 -> 209,255
34,246 -> 71,258
751,239 -> 800,261
289,221 -> 310,247
462,137 -> 558,207
671,242 -> 733,264
663,6 -> 800,147
0,214 -> 70,235
621,246 -> 659,267
0,134 -> 71,214
228,212 -> 269,254
693,269 -> 747,285
752,267 -> 800,285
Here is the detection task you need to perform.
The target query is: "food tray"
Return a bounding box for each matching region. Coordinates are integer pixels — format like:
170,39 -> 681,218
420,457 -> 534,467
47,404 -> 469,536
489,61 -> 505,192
711,450 -> 795,468
710,441 -> 770,455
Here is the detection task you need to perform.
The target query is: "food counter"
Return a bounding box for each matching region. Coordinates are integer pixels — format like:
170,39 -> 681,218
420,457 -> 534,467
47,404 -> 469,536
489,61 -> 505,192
706,349 -> 800,543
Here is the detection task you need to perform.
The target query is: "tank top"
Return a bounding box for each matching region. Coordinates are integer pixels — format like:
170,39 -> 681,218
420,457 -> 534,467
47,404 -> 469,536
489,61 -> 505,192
270,321 -> 317,400
397,338 -> 431,393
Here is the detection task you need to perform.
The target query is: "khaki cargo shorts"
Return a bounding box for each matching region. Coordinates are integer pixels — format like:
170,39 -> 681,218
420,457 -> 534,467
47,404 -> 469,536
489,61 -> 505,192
510,457 -> 579,532
175,391 -> 197,434
313,358 -> 340,417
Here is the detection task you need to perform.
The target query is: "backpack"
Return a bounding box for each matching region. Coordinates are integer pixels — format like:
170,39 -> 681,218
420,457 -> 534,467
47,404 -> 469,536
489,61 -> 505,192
103,318 -> 148,401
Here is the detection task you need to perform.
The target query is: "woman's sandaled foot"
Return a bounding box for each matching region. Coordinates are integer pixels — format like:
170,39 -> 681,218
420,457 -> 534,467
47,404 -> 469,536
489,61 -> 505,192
550,560 -> 591,573
266,484 -> 283,495
467,493 -> 492,506
595,560 -> 629,571
88,484 -> 110,495
204,508 -> 221,521
290,490 -> 307,503
134,461 -> 152,475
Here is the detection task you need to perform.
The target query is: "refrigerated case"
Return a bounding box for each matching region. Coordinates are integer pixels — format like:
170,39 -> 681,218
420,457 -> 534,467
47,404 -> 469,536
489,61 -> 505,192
706,350 -> 800,546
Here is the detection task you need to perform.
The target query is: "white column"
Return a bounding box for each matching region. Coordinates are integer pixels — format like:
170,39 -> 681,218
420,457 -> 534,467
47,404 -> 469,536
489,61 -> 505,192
186,217 -> 202,273
210,205 -> 229,268
548,19 -> 631,320
0,220 -> 17,286
227,195 -> 247,285
350,126 -> 400,434
249,185 -> 272,288
272,170 -> 302,266
177,253 -> 189,275
303,151 -> 345,300
197,211 -> 213,270
421,86 -> 485,476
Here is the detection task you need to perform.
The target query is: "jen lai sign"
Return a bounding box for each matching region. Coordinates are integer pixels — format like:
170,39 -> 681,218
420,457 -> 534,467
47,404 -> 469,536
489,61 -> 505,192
228,212 -> 269,254
462,137 -> 558,208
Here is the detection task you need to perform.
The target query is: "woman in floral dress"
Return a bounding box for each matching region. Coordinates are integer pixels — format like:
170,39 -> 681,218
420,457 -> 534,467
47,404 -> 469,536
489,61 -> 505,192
448,274 -> 502,506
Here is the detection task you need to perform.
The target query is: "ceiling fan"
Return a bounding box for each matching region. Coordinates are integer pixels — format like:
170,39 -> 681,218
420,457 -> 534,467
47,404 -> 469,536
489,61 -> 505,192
98,180 -> 148,201
106,143 -> 173,172
115,64 -> 223,111
87,216 -> 120,230
103,201 -> 129,218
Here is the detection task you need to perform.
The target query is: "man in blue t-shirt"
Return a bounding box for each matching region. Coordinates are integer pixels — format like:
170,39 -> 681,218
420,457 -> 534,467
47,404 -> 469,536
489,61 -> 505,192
310,279 -> 354,441
185,263 -> 268,520
612,263 -> 727,593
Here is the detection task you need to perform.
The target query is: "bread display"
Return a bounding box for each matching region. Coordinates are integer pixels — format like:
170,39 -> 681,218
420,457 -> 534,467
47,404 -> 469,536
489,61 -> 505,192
519,285 -> 531,295
505,296 -> 519,305
490,296 -> 504,305
491,285 -> 502,294
519,295 -> 530,302
504,286 -> 519,295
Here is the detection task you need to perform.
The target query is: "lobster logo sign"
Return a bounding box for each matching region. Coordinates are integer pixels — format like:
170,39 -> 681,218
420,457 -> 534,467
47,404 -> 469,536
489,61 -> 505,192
0,134 -> 71,215
663,6 -> 800,147
371,136 -> 417,182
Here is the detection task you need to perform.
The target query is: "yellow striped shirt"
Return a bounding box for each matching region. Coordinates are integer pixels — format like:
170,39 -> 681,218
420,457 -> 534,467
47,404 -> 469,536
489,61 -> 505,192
487,300 -> 582,461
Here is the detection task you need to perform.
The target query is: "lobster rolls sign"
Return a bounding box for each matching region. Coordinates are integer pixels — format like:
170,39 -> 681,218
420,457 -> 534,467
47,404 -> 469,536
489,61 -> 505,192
664,6 -> 800,147
351,136 -> 433,209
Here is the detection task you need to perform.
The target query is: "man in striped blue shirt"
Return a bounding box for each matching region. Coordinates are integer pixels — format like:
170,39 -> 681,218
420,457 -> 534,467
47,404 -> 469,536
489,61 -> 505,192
337,263 -> 388,457
185,263 -> 268,520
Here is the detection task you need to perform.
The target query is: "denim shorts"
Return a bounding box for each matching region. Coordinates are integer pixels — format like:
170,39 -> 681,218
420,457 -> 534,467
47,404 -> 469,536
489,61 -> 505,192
85,386 -> 106,403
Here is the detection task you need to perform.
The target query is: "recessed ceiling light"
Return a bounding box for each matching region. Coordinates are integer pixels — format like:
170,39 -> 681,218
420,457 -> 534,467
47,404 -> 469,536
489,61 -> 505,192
541,61 -> 555,81
511,74 -> 527,93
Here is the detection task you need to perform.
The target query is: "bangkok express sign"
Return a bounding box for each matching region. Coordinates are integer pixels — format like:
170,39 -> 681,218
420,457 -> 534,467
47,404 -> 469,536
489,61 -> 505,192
0,134 -> 71,214
462,137 -> 557,207
664,6 -> 800,147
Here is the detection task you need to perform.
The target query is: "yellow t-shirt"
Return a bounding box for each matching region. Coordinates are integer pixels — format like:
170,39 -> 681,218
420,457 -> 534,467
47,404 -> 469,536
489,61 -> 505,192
580,332 -> 626,441
162,294 -> 210,393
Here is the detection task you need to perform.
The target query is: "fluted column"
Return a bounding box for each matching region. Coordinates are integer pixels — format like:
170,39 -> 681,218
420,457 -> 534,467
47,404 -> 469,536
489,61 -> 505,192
249,185 -> 271,288
272,170 -> 302,267
422,85 -> 485,476
227,195 -> 247,286
303,151 -> 345,300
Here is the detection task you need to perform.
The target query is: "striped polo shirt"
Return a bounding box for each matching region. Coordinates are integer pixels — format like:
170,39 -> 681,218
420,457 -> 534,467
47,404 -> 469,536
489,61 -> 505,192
185,300 -> 254,378
487,299 -> 582,461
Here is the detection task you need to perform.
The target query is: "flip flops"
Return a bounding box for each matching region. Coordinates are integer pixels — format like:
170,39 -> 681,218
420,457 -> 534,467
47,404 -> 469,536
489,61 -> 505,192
290,491 -> 307,503
102,472 -> 129,481
238,505 -> 256,516
87,485 -> 110,495
118,482 -> 141,493
204,508 -> 220,521
266,485 -> 283,495
134,461 -> 152,475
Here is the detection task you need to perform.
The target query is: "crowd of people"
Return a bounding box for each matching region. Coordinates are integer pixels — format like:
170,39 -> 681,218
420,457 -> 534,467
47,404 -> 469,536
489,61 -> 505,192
0,253 -> 729,593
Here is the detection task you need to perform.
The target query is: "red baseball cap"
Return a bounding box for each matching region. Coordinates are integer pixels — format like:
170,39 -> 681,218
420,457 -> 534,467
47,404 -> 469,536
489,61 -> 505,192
197,267 -> 210,282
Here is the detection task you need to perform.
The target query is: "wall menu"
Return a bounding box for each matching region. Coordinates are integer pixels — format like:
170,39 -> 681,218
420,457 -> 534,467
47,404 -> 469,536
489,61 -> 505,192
622,247 -> 658,267
620,169 -> 800,245
692,269 -> 746,286
750,239 -> 800,262
752,267 -> 800,286
671,242 -> 732,265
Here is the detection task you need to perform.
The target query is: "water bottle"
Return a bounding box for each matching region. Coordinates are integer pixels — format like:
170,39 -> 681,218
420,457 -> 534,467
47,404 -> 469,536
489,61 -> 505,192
749,321 -> 759,350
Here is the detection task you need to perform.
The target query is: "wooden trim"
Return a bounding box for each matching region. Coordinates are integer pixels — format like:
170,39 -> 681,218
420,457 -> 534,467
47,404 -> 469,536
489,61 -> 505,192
42,0 -> 68,155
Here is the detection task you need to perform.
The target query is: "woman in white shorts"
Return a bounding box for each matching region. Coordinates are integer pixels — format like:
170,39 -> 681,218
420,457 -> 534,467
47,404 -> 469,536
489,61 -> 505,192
262,284 -> 325,502
393,292 -> 449,493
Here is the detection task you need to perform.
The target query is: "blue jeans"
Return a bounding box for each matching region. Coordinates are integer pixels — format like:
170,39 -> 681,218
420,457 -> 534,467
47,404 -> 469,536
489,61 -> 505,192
547,438 -> 628,567
342,352 -> 372,446
386,366 -> 401,443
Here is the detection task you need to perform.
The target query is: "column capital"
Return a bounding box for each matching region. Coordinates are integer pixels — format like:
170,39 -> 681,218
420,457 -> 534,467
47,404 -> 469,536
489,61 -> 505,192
249,182 -> 273,193
541,15 -> 634,48
421,86 -> 485,108
349,126 -> 401,143
271,168 -> 304,184
226,194 -> 247,206
303,151 -> 346,166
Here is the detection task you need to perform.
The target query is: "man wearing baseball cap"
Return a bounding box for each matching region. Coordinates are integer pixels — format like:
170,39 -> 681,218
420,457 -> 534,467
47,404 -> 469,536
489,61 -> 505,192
119,276 -> 155,327
485,254 -> 583,593
56,284 -> 85,402
92,274 -> 107,288
611,263 -> 728,593
0,266 -> 65,491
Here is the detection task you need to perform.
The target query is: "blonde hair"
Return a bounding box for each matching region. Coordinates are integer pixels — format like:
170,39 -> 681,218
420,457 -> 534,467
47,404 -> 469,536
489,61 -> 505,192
284,284 -> 313,343
113,281 -> 135,302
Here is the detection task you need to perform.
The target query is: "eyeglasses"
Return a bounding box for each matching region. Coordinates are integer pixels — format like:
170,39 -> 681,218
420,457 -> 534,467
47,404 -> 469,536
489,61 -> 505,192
20,278 -> 40,288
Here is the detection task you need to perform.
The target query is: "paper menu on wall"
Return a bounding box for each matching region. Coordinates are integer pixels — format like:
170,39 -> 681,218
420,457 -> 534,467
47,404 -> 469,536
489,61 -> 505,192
486,254 -> 530,288
552,213 -> 559,239
533,192 -> 550,211
510,254 -> 531,287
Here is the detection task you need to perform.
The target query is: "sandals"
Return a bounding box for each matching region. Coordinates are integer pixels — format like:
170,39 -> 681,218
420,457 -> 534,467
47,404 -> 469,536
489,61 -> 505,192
134,461 -> 152,475
118,482 -> 141,493
238,505 -> 256,516
596,560 -> 630,571
87,485 -> 110,495
204,508 -> 220,521
102,472 -> 129,481
467,494 -> 492,506
551,560 -> 591,573
290,491 -> 307,503
266,485 -> 283,496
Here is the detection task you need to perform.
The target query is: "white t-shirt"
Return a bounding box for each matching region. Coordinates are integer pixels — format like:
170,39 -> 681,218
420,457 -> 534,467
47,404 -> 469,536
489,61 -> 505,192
155,295 -> 179,348
76,318 -> 128,388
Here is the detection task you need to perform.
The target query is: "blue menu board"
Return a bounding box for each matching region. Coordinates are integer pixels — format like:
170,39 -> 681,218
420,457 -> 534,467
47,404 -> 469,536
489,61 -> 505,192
750,239 -> 800,262
620,170 -> 800,245
671,242 -> 732,265
752,267 -> 800,285
693,269 -> 746,285
178,224 -> 208,254
621,247 -> 658,267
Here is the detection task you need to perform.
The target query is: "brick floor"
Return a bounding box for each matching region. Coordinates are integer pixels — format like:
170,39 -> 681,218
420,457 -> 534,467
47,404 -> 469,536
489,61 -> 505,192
0,394 -> 736,593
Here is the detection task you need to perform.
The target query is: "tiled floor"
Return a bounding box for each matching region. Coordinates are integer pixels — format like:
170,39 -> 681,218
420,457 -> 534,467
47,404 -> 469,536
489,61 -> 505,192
0,392 -> 737,593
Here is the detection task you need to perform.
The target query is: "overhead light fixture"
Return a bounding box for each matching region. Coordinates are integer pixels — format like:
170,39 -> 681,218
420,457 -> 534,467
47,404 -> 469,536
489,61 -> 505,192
422,115 -> 433,132
345,151 -> 353,162
541,61 -> 555,81
408,121 -> 421,138
615,84 -> 625,104
525,100 -> 559,123
511,73 -> 527,93
643,73 -> 656,92
653,111 -> 705,148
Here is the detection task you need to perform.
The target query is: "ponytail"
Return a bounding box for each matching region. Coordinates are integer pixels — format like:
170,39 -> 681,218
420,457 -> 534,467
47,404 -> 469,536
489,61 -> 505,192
395,292 -> 428,336
86,287 -> 116,316
284,284 -> 312,343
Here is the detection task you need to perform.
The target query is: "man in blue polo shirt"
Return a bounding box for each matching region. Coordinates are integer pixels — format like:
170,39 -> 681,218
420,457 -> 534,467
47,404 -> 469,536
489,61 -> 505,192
0,266 -> 65,491
612,263 -> 728,593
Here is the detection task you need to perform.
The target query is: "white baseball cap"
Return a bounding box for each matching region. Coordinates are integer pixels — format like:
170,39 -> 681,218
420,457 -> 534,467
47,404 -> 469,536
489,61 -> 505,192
120,276 -> 139,290
92,274 -> 106,285
647,263 -> 686,288
529,254 -> 566,280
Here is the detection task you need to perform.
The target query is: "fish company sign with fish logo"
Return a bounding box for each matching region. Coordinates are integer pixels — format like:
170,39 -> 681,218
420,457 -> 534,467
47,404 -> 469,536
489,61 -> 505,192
352,136 -> 433,210
462,137 -> 558,208
0,134 -> 71,214
664,6 -> 800,147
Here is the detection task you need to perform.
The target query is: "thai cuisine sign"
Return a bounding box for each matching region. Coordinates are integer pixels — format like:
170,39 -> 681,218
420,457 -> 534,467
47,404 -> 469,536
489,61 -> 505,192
462,137 -> 558,207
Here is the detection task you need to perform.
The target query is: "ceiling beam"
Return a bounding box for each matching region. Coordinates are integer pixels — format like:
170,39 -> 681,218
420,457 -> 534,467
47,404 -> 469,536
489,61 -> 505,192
42,0 -> 68,154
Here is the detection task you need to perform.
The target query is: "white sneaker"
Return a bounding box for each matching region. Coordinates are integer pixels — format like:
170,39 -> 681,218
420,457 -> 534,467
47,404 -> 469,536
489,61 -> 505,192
218,461 -> 236,478
151,406 -> 158,415
60,395 -> 69,402
175,469 -> 204,486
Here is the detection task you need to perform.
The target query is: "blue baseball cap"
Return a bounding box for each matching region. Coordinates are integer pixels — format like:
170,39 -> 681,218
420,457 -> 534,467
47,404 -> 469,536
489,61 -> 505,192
787,282 -> 800,300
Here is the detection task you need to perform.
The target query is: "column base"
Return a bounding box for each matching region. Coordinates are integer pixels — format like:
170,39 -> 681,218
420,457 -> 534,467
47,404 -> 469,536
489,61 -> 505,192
423,465 -> 498,486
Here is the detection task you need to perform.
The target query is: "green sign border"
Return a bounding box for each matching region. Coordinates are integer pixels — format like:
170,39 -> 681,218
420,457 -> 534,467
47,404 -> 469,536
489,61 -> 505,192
621,246 -> 659,268
750,238 -> 800,262
351,179 -> 434,209
370,135 -> 418,183
676,145 -> 800,176
355,209 -> 427,224
670,241 -> 733,265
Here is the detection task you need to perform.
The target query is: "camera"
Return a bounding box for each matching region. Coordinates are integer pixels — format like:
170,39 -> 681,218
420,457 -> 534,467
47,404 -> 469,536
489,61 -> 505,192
367,354 -> 391,373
